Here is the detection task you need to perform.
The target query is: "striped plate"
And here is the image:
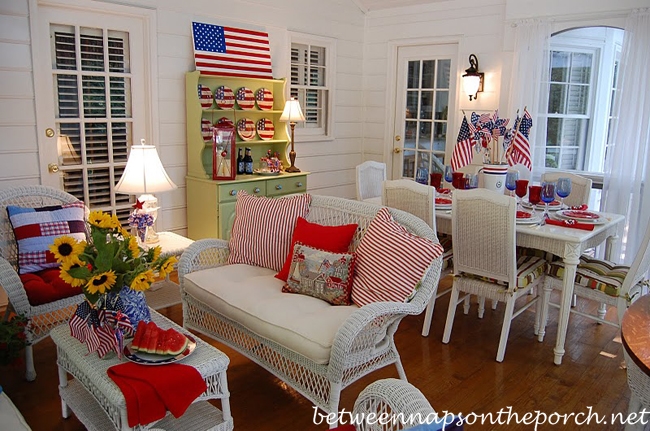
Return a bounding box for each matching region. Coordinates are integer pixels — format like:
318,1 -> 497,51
201,118 -> 213,141
236,87 -> 255,110
214,85 -> 235,109
197,84 -> 213,109
215,117 -> 234,128
256,118 -> 275,140
237,118 -> 256,141
255,88 -> 274,111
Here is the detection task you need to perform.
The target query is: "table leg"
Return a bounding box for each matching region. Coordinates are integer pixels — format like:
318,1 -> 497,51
57,365 -> 71,419
554,256 -> 579,365
220,371 -> 232,423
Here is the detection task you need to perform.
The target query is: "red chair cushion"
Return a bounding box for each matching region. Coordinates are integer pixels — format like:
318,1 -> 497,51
19,268 -> 83,306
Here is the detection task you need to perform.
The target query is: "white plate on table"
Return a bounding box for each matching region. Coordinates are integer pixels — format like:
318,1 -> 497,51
435,197 -> 452,210
516,211 -> 541,225
123,334 -> 196,365
522,200 -> 562,211
555,210 -> 607,224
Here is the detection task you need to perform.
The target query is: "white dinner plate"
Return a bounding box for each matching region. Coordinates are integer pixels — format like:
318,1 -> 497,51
516,215 -> 542,225
554,211 -> 607,225
123,334 -> 196,365
522,200 -> 562,211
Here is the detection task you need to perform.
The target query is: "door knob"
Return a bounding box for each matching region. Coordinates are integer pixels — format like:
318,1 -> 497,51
395,135 -> 401,141
45,128 -> 55,138
48,163 -> 59,173
393,148 -> 402,154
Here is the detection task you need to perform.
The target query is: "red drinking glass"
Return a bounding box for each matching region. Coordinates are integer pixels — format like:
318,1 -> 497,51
452,172 -> 465,189
430,172 -> 443,190
528,185 -> 542,206
514,179 -> 529,211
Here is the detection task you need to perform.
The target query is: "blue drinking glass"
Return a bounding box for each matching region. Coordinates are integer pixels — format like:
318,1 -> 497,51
541,181 -> 556,219
416,167 -> 429,185
505,170 -> 519,197
444,165 -> 453,183
556,177 -> 572,209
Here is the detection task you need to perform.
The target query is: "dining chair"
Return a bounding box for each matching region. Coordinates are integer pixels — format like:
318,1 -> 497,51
381,179 -> 453,336
537,219 -> 650,342
442,189 -> 547,362
541,171 -> 592,208
0,185 -> 88,381
355,161 -> 386,205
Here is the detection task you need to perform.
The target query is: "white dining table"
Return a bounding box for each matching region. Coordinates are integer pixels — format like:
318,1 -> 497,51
435,206 -> 625,365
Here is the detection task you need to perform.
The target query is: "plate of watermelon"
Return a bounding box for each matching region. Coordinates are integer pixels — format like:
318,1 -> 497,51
124,321 -> 196,365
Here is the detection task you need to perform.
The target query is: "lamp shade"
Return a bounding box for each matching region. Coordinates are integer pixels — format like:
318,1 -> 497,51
463,75 -> 481,98
280,98 -> 306,122
115,140 -> 177,194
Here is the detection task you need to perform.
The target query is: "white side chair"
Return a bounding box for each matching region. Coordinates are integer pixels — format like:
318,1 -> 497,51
382,180 -> 453,337
541,171 -> 592,207
538,220 -> 650,341
356,161 -> 386,205
442,189 -> 546,362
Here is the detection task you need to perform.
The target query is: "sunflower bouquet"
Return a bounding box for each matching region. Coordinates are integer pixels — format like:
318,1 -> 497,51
49,210 -> 177,306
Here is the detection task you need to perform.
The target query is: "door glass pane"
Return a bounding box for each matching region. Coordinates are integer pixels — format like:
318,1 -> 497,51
54,74 -> 79,118
416,151 -> 430,173
80,28 -> 105,72
404,121 -> 417,149
433,122 -> 446,151
58,123 -> 82,166
110,77 -> 131,118
420,91 -> 433,120
421,60 -> 435,89
402,150 -> 415,178
435,91 -> 448,120
431,154 -> 445,173
437,59 -> 450,89
82,75 -> 106,117
418,123 -> 431,150
407,61 -> 420,89
406,91 -> 418,120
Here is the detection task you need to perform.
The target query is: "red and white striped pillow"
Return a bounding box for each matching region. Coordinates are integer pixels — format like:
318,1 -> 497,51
351,207 -> 443,307
227,192 -> 311,271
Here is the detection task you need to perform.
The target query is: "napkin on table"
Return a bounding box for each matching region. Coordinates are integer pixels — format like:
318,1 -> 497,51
545,218 -> 595,231
570,204 -> 588,211
107,362 -> 207,427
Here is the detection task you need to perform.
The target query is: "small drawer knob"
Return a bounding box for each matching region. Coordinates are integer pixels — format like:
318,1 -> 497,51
254,187 -> 261,194
275,185 -> 283,190
229,190 -> 237,196
296,182 -> 303,188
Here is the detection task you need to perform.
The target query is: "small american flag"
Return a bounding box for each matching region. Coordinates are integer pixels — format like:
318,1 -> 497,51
451,115 -> 476,171
236,87 -> 255,110
192,22 -> 273,79
506,109 -> 533,170
256,118 -> 275,140
255,88 -> 274,110
214,85 -> 234,109
198,84 -> 213,109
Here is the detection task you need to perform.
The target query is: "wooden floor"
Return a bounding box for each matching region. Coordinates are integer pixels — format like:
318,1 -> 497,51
1,276 -> 631,430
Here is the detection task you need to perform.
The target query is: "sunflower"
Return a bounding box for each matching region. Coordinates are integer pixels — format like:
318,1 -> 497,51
59,257 -> 87,288
49,236 -> 84,263
88,211 -> 113,229
109,214 -> 121,230
126,235 -> 140,258
130,269 -> 156,291
157,256 -> 178,279
86,270 -> 117,295
151,246 -> 162,262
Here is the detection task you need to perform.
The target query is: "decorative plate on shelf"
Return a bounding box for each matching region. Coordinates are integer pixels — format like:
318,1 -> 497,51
123,334 -> 197,365
214,85 -> 235,109
237,118 -> 256,141
256,118 -> 275,140
235,87 -> 255,110
201,118 -> 213,142
215,117 -> 234,128
255,88 -> 274,110
197,84 -> 213,109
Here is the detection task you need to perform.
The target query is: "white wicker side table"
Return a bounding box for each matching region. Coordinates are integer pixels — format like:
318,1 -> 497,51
145,232 -> 194,310
50,309 -> 233,431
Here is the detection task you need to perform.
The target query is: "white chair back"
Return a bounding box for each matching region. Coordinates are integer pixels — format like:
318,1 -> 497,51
355,161 -> 386,202
452,189 -> 517,287
541,171 -> 592,207
622,221 -> 650,296
382,179 -> 436,232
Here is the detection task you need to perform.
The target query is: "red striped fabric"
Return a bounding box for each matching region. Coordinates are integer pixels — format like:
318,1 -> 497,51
227,192 -> 311,271
351,208 -> 443,307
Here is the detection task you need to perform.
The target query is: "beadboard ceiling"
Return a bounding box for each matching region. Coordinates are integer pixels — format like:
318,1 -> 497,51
352,0 -> 450,12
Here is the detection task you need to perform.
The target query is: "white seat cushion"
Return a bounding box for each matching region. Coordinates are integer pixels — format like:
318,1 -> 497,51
183,264 -> 358,364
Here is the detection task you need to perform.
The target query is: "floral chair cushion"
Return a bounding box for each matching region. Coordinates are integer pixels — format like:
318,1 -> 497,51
461,255 -> 547,290
546,255 -> 629,297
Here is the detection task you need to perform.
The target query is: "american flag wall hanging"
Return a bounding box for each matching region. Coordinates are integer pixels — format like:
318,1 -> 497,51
192,22 -> 273,79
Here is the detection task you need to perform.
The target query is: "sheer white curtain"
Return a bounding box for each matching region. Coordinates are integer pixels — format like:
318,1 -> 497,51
602,8 -> 650,263
506,19 -> 552,180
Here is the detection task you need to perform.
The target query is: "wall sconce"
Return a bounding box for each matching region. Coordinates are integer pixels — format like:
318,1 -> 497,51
462,54 -> 484,101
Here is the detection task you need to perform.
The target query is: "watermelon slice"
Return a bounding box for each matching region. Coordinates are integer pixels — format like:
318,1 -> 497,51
131,321 -> 147,350
162,328 -> 189,356
146,323 -> 160,354
155,329 -> 167,355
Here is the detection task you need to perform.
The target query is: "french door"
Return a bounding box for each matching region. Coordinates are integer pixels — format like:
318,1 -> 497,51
34,5 -> 149,222
392,44 -> 457,180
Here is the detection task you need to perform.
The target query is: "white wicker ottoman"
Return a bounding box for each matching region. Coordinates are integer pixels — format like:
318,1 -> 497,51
50,309 -> 233,431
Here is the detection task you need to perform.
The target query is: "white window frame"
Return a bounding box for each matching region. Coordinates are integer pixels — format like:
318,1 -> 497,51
288,31 -> 335,141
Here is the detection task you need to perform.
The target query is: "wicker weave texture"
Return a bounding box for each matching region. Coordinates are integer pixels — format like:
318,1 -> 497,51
356,161 -> 386,202
178,194 -> 443,415
0,185 -> 89,381
382,179 -> 435,231
541,171 -> 592,208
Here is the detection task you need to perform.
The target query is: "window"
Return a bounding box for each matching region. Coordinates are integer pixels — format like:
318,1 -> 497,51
289,33 -> 334,139
542,27 -> 623,179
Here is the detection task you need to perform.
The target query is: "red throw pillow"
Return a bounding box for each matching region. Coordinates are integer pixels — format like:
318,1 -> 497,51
275,217 -> 358,282
351,207 -> 443,307
19,268 -> 83,306
227,192 -> 312,272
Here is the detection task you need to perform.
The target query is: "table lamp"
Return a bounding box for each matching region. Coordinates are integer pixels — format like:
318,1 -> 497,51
115,139 -> 177,243
280,98 -> 306,173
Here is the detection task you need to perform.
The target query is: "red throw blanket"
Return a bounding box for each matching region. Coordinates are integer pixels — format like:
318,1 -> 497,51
107,362 -> 207,427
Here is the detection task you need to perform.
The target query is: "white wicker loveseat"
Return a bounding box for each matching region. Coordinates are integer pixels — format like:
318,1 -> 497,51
178,195 -> 443,420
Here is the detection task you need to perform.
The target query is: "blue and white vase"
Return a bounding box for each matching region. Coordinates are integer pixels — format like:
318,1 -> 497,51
106,286 -> 151,328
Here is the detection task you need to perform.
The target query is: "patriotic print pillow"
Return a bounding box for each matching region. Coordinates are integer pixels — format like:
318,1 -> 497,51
351,207 -> 443,307
227,192 -> 311,272
7,201 -> 86,274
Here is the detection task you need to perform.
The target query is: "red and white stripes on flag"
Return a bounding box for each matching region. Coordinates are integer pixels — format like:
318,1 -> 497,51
506,108 -> 533,170
450,115 -> 475,171
192,22 -> 273,79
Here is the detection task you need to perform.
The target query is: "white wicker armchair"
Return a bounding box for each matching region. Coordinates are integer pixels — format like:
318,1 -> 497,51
178,195 -> 443,420
356,161 -> 386,204
0,185 -> 87,381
